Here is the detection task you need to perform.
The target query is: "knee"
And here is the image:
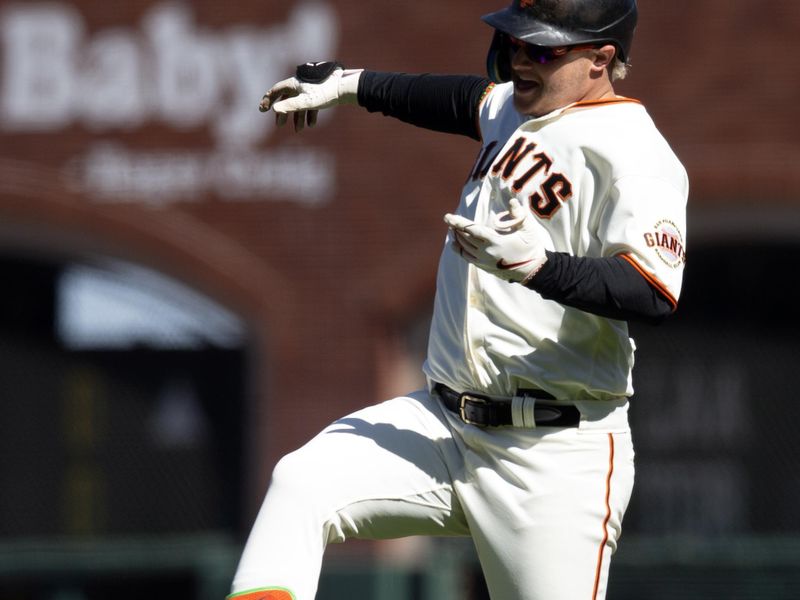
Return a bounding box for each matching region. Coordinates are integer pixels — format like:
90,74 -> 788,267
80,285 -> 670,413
265,449 -> 347,542
269,447 -> 322,497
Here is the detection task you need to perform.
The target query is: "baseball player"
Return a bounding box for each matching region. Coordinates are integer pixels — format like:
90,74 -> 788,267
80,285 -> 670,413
231,0 -> 687,599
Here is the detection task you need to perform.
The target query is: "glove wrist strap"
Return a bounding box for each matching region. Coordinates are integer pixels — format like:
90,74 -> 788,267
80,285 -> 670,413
519,255 -> 548,286
338,69 -> 364,104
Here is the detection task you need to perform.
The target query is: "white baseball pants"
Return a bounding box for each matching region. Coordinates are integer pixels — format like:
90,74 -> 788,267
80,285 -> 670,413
230,388 -> 634,600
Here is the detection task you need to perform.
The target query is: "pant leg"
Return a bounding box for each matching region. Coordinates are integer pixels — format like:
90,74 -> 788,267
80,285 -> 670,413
452,421 -> 635,600
230,390 -> 470,600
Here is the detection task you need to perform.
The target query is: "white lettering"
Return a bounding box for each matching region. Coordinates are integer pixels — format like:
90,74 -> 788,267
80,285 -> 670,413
1,2 -> 341,206
0,1 -> 339,145
69,143 -> 335,208
80,30 -> 145,127
1,4 -> 81,129
214,2 -> 339,148
144,3 -> 220,129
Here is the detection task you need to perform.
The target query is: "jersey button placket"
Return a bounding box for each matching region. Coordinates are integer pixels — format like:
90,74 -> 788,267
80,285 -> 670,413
464,265 -> 494,390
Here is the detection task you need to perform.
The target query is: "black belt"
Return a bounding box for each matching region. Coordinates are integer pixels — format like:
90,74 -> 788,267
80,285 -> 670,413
434,383 -> 580,428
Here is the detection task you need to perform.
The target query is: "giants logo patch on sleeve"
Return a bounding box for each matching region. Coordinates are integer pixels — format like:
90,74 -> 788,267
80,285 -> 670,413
644,220 -> 686,268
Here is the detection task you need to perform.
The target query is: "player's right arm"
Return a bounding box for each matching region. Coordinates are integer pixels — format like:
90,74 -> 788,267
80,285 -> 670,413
259,62 -> 490,140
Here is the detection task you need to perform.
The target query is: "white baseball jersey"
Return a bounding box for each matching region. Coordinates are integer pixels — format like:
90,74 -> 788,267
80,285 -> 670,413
424,82 -> 688,401
232,74 -> 660,600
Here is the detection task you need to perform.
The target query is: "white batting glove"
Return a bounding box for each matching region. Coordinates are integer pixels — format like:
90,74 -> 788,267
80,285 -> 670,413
258,61 -> 363,132
444,198 -> 547,284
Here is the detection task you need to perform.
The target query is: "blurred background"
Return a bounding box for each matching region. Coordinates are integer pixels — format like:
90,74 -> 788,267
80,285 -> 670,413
0,0 -> 798,598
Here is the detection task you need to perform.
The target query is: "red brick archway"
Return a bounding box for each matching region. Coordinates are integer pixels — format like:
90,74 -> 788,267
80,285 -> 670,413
0,158 -> 300,506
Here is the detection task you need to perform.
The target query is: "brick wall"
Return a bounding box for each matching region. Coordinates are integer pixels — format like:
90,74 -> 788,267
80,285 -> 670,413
0,0 -> 795,515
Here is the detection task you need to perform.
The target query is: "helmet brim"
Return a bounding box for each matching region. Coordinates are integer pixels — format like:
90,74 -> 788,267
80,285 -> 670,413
481,3 -> 636,63
481,7 -> 577,48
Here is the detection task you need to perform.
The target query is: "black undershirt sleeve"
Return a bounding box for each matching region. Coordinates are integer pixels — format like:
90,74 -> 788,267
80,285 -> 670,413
357,71 -> 490,141
526,252 -> 675,324
355,70 -> 675,324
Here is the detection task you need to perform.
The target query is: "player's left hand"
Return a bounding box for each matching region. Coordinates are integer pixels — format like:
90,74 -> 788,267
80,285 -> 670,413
444,198 -> 547,284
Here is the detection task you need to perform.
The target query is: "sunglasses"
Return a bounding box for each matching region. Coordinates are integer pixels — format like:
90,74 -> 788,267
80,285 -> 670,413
506,35 -> 599,64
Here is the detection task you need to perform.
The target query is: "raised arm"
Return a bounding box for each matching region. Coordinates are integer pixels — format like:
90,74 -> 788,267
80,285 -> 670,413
259,61 -> 491,140
358,71 -> 490,141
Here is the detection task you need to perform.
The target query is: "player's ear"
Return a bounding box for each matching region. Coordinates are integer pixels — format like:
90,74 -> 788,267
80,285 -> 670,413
590,45 -> 617,72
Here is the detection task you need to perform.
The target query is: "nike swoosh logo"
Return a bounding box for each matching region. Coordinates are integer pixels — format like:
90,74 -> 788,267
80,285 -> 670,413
496,258 -> 534,270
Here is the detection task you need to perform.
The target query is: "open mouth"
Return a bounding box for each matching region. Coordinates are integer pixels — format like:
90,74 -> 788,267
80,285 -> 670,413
513,77 -> 540,93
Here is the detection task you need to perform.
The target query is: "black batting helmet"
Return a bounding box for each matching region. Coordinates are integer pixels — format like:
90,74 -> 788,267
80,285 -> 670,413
482,0 -> 638,83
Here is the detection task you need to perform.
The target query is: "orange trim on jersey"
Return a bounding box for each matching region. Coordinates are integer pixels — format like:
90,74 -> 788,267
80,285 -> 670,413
568,96 -> 642,111
227,588 -> 295,600
479,82 -> 497,107
592,433 -> 616,600
618,252 -> 678,312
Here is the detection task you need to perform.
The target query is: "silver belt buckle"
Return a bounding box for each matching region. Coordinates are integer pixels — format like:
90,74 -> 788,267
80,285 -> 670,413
459,393 -> 490,426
